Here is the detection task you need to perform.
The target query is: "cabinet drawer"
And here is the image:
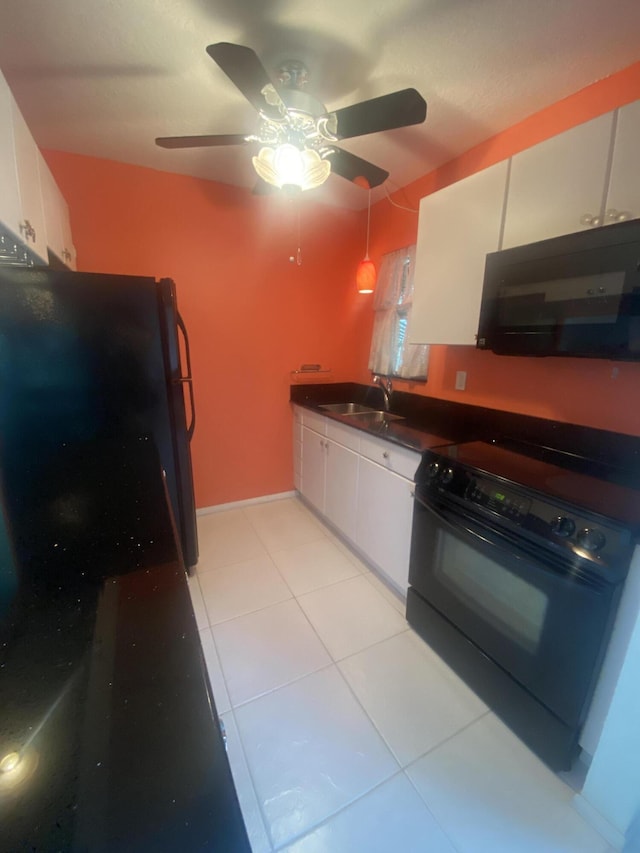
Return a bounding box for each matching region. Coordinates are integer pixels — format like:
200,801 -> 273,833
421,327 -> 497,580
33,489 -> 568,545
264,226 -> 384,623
359,434 -> 421,481
326,419 -> 360,452
302,409 -> 327,435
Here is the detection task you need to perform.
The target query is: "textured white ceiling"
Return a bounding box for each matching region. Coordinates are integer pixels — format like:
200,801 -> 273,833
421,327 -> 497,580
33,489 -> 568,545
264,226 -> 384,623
1,0 -> 639,209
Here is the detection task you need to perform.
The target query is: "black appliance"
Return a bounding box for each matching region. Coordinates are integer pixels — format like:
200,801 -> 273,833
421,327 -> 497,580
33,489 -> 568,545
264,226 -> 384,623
477,218 -> 640,360
0,267 -> 198,572
407,440 -> 638,771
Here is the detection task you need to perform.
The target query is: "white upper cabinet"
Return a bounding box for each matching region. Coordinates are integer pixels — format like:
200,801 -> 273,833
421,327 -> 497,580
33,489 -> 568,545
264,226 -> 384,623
604,100 -> 640,226
0,73 -> 21,243
502,113 -> 614,249
0,67 -> 75,267
410,160 -> 509,345
11,100 -> 48,262
39,154 -> 77,269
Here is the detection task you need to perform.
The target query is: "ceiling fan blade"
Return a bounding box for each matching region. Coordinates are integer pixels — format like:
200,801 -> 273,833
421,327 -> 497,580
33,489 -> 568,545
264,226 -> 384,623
206,42 -> 285,117
330,88 -> 427,140
155,133 -> 249,149
325,148 -> 389,188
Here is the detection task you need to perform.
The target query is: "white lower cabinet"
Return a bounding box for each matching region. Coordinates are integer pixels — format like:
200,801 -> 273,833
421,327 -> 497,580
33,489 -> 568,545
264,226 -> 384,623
292,406 -> 303,491
355,457 -> 416,594
300,425 -> 326,513
295,406 -> 419,596
324,440 -> 359,543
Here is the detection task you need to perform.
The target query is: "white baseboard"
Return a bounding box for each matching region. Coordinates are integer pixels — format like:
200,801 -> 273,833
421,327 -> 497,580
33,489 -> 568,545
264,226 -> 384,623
196,491 -> 297,515
573,793 -> 625,850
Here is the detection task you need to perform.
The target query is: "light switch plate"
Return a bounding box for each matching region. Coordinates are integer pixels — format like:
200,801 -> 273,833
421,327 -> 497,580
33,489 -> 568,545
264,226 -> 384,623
455,370 -> 467,391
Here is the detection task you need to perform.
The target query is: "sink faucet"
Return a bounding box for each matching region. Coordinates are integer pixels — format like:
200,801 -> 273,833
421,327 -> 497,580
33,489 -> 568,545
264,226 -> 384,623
372,375 -> 393,411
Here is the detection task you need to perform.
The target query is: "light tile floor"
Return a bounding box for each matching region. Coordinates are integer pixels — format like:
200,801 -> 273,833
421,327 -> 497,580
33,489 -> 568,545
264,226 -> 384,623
188,496 -> 615,853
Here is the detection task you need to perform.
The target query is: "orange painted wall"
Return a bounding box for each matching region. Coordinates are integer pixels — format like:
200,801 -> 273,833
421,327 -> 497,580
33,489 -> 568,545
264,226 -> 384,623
360,60 -> 640,436
44,152 -> 371,507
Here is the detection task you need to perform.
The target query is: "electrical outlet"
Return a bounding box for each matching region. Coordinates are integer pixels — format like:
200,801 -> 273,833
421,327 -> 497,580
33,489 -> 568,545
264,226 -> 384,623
455,371 -> 467,391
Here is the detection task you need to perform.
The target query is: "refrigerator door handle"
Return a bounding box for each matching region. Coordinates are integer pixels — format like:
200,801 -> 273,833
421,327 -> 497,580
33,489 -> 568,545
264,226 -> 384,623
175,312 -> 196,441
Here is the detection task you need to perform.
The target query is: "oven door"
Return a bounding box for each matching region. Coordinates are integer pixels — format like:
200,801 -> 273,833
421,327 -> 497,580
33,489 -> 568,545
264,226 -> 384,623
409,494 -> 618,727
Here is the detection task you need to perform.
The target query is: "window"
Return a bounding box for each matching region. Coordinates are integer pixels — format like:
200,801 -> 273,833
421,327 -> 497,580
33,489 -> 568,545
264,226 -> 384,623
368,245 -> 429,380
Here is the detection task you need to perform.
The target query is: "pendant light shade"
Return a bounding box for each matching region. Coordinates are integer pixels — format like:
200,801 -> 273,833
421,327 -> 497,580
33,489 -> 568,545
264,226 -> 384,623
357,189 -> 376,294
356,258 -> 376,293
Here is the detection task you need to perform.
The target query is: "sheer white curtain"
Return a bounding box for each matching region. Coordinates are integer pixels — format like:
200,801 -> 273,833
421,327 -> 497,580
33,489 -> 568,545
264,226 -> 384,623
368,245 -> 429,380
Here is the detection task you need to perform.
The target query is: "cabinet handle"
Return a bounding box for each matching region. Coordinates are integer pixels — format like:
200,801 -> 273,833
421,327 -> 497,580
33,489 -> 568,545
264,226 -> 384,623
19,220 -> 36,243
382,451 -> 389,459
579,213 -> 602,227
606,208 -> 633,223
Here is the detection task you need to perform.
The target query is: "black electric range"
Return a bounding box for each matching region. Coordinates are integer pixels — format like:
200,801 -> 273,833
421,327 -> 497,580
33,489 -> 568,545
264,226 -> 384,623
407,439 -> 639,770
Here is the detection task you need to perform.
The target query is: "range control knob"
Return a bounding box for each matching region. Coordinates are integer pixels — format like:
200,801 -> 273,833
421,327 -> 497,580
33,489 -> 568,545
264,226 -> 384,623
428,461 -> 440,479
440,467 -> 455,485
550,516 -> 576,538
576,528 -> 607,552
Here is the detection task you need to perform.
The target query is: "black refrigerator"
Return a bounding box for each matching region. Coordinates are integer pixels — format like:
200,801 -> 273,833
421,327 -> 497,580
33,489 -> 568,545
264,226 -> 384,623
0,267 -> 198,576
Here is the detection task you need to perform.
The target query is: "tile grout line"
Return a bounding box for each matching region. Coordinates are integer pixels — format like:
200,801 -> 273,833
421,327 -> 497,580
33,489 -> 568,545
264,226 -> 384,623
226,703 -> 276,853
196,505 -> 438,849
270,768 -> 414,852
400,768 -> 466,853
404,709 -> 492,772
205,620 -> 274,852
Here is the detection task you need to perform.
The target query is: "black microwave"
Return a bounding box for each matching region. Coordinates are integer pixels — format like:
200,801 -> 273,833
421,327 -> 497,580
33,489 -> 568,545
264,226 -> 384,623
477,219 -> 640,360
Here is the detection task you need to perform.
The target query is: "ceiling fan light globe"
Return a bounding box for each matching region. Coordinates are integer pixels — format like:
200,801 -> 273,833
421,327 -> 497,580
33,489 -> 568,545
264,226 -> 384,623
299,149 -> 331,190
273,143 -> 306,186
252,147 -> 280,187
252,144 -> 331,191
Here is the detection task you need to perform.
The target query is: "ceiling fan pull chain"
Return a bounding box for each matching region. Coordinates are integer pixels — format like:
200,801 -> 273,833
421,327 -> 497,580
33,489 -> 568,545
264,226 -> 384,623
288,201 -> 303,265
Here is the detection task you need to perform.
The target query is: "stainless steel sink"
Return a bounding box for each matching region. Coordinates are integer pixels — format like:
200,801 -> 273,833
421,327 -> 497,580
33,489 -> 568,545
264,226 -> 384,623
347,411 -> 405,426
319,402 -> 378,415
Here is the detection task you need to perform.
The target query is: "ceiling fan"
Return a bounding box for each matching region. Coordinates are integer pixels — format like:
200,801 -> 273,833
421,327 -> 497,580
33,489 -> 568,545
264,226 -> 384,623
156,42 -> 427,193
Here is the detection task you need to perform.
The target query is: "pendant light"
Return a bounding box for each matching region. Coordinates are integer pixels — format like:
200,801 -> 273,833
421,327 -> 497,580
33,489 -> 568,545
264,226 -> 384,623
356,189 -> 376,294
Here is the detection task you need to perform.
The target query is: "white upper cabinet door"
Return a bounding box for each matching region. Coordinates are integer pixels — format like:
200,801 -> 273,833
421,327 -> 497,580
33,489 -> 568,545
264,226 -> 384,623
604,100 -> 640,226
410,159 -> 509,345
502,113 -> 614,250
39,154 -> 77,269
0,72 -> 21,242
11,101 -> 48,262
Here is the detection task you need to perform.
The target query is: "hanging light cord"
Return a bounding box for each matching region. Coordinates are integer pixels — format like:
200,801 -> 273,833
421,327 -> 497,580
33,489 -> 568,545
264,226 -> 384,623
383,182 -> 419,213
365,188 -> 372,259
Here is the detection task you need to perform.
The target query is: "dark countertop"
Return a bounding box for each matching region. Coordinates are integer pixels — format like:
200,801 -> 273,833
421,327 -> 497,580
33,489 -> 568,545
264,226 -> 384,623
290,381 -> 640,490
0,441 -> 250,852
293,400 -> 454,453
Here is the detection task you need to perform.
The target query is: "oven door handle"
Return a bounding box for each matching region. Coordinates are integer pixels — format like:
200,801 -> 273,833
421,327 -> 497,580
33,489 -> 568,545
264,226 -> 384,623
413,492 -> 606,587
415,492 -> 514,554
